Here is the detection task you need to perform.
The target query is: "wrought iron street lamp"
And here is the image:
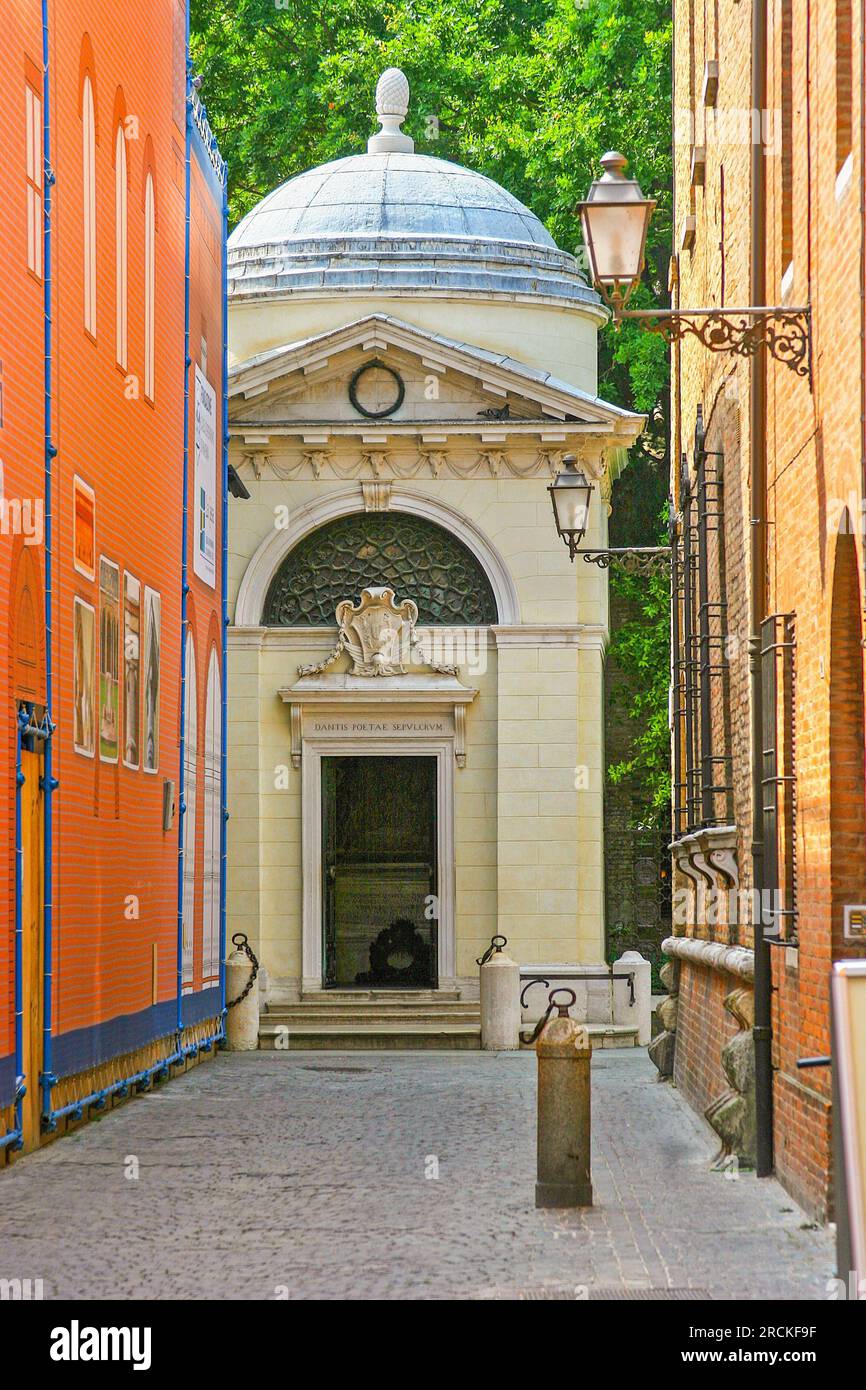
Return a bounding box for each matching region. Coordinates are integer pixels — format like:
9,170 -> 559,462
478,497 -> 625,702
578,152 -> 812,380
548,454 -> 671,572
551,150 -> 813,569
578,152 -> 656,313
547,454 -> 593,559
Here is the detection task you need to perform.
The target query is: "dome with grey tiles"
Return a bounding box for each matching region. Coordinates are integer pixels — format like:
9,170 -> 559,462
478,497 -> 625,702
227,69 -> 600,312
230,151 -> 558,250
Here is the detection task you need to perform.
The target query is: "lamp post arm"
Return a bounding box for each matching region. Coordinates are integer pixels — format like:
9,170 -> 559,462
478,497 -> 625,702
613,306 -> 812,382
580,546 -> 671,576
617,305 -> 809,318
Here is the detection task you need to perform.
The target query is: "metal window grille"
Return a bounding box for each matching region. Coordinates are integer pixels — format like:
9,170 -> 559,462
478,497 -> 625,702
672,410 -> 734,837
262,512 -> 499,627
760,612 -> 797,941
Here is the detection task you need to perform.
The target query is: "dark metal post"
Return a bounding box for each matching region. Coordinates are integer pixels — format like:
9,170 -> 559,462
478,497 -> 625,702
750,0 -> 773,1178
696,412 -> 715,825
680,463 -> 697,833
670,505 -> 685,838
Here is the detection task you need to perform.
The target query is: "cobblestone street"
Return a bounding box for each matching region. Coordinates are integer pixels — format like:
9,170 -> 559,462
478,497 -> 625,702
0,1050 -> 834,1300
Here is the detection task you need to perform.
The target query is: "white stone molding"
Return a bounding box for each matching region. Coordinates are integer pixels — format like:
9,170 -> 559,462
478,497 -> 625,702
670,845 -> 704,889
492,623 -> 607,652
289,704 -> 302,768
236,441 -> 612,481
227,625 -> 269,650
676,831 -> 717,888
700,825 -> 740,888
670,827 -> 740,933
361,480 -> 392,511
454,704 -> 467,769
229,624 -> 488,654
233,483 -> 521,627
301,736 -> 456,990
229,315 -> 643,439
669,839 -> 706,929
661,936 -> 755,982
280,675 -> 478,770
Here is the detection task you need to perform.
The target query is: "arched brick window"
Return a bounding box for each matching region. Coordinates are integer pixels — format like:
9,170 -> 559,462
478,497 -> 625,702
115,121 -> 128,369
829,527 -> 866,956
82,73 -> 97,336
144,170 -> 155,400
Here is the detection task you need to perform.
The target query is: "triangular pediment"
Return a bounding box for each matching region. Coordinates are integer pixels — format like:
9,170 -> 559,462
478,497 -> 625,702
229,314 -> 643,444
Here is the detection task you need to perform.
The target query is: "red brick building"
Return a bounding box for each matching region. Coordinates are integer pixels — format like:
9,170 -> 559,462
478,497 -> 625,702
657,0 -> 866,1218
0,0 -> 226,1156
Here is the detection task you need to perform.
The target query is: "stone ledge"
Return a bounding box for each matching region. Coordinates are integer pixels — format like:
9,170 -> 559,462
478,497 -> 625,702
661,935 -> 754,981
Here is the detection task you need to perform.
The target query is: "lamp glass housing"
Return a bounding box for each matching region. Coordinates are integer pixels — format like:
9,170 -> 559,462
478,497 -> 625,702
548,460 -> 593,559
579,152 -> 656,308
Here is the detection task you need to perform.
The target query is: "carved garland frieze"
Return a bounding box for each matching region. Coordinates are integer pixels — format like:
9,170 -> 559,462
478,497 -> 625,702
238,446 -> 587,483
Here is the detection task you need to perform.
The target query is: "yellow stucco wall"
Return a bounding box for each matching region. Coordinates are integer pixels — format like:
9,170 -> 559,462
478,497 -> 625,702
226,468 -> 609,994
228,294 -> 604,395
224,201 -> 632,996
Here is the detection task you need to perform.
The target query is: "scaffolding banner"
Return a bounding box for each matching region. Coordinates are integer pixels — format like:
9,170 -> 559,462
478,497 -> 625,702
193,363 -> 217,588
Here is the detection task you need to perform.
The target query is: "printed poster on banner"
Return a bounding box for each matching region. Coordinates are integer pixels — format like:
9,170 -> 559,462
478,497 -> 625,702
193,363 -> 217,588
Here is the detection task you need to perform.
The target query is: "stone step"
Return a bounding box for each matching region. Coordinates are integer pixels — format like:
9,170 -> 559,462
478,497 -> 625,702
299,989 -> 462,1004
267,1007 -> 481,1026
259,1021 -> 482,1051
259,1018 -> 638,1051
518,1023 -> 639,1050
270,998 -> 478,1014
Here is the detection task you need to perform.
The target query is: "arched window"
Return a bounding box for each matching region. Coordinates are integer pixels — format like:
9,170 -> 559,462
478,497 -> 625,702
203,649 -> 222,987
115,123 -> 127,369
836,0 -> 854,175
25,75 -> 43,279
830,528 -> 866,958
262,512 -> 499,626
181,632 -> 197,990
82,74 -> 97,336
144,170 -> 155,399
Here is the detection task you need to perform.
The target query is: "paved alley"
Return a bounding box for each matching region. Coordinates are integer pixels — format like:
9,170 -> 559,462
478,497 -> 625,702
0,1050 -> 835,1300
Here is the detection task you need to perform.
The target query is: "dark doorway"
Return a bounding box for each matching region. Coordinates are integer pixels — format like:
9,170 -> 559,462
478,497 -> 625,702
322,755 -> 438,988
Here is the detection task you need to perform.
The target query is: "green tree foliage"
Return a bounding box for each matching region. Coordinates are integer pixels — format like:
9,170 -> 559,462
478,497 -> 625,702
190,0 -> 672,802
606,567 -> 671,810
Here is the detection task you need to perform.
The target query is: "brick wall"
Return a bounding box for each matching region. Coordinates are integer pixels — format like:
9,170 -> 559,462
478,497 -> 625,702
0,0 -> 224,1141
674,960 -> 741,1117
672,0 -> 865,1218
0,1 -> 46,1103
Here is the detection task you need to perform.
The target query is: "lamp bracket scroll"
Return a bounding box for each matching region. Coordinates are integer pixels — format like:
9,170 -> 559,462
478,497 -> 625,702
616,306 -> 812,383
580,545 -> 671,575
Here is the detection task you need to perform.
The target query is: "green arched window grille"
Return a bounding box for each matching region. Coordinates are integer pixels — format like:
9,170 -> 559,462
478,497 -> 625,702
262,512 -> 499,626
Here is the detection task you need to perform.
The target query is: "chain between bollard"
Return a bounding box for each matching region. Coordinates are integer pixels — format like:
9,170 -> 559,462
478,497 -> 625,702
476,933 -> 508,967
520,978 -> 550,1010
520,986 -> 577,1045
226,931 -> 259,1009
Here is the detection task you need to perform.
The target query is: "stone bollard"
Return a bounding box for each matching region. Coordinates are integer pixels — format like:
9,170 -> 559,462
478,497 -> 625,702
225,932 -> 260,1051
479,935 -> 520,1050
613,950 -> 652,1045
535,989 -> 592,1207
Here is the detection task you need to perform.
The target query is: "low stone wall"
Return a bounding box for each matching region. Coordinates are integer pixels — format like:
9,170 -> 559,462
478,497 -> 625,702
519,953 -> 652,1045
652,936 -> 756,1167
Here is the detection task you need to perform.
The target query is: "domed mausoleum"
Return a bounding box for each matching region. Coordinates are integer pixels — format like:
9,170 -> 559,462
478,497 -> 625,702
226,70 -> 644,1043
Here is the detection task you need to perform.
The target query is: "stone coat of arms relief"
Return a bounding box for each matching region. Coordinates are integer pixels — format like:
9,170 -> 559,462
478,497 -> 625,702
298,585 -> 458,678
